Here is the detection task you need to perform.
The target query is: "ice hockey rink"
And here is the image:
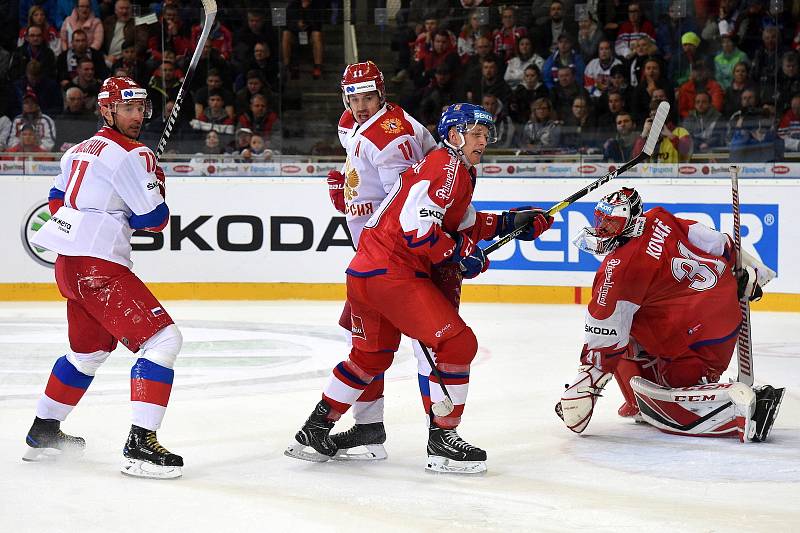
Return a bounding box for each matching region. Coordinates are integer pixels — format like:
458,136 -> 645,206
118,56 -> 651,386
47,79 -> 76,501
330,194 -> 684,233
0,300 -> 797,532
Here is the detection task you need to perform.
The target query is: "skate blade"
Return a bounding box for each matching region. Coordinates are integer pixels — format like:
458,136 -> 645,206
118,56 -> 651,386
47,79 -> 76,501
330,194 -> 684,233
284,441 -> 333,463
425,455 -> 487,475
121,458 -> 182,479
22,444 -> 84,462
332,444 -> 387,461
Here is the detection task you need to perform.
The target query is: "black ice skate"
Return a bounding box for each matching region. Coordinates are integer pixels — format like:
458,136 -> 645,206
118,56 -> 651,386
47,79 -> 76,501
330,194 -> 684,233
121,425 -> 183,479
748,385 -> 786,442
284,400 -> 338,462
22,417 -> 86,462
426,420 -> 487,474
330,422 -> 387,461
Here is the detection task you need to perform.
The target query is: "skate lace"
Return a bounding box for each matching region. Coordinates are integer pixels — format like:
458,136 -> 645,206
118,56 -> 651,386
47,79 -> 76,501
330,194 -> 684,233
442,428 -> 477,451
145,432 -> 170,455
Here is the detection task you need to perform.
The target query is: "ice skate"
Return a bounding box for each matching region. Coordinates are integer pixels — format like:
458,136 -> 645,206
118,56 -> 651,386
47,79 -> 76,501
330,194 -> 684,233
121,425 -> 183,479
23,417 -> 86,462
426,421 -> 486,475
747,385 -> 785,442
330,422 -> 387,461
284,400 -> 338,462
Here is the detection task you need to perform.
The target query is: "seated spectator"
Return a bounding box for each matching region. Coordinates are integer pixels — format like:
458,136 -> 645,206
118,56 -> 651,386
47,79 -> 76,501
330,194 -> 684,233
195,68 -> 236,120
234,10 -> 278,69
670,31 -> 703,86
8,92 -> 56,151
227,126 -> 253,154
606,64 -> 631,101
412,17 -> 455,66
656,0 -> 697,65
141,99 -> 188,152
14,60 -> 63,117
10,23 -> 58,81
417,64 -> 463,132
550,66 -> 589,121
236,41 -> 281,92
631,58 -> 671,124
508,64 -> 549,124
282,0 -> 325,79
234,70 -> 269,116
541,33 -> 585,89
730,103 -> 782,163
576,11 -> 604,62
492,6 -> 527,62
504,37 -> 544,90
682,91 -> 725,152
532,0 -> 577,58
460,36 -> 501,93
465,57 -> 511,106
633,99 -> 692,163
190,89 -> 236,138
148,61 -> 182,122
239,134 -> 276,162
57,28 -> 107,88
457,8 -> 490,63
700,0 -> 739,55
584,39 -> 621,99
518,97 -> 561,152
1,123 -> 49,159
192,19 -> 233,61
0,113 -> 11,150
60,86 -> 93,118
110,39 -> 146,85
193,130 -> 225,159
778,93 -> 800,151
237,93 -> 280,142
603,111 -> 638,163
65,57 -> 101,109
723,61 -> 756,118
714,34 -> 749,89
737,0 -> 771,58
481,93 -> 515,148
102,0 -> 136,67
596,90 -> 628,139
677,59 -> 724,119
562,95 -> 600,152
726,88 -> 760,144
147,5 -> 192,67
614,2 -> 655,61
411,29 -> 460,88
626,36 -> 663,88
776,51 -> 800,115
18,5 -> 62,56
60,0 -> 104,51
56,87 -> 98,150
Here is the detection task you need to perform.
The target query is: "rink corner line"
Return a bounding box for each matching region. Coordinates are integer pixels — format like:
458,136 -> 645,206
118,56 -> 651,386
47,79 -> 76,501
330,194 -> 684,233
1,283 -> 798,311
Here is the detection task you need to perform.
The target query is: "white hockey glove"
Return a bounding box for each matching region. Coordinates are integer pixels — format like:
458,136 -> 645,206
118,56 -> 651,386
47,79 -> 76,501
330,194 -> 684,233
737,250 -> 776,302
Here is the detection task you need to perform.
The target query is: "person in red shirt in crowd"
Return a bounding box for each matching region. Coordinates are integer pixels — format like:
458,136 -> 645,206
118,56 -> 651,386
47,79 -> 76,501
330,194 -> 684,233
237,93 -> 279,141
411,30 -> 460,88
191,19 -> 232,61
778,93 -> 800,151
492,6 -> 527,62
0,123 -> 50,160
19,5 -> 61,56
677,59 -> 724,119
614,2 -> 656,60
148,5 -> 191,65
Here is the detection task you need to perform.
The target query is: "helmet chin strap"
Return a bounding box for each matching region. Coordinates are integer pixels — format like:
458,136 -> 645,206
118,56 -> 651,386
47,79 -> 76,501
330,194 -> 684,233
444,129 -> 473,169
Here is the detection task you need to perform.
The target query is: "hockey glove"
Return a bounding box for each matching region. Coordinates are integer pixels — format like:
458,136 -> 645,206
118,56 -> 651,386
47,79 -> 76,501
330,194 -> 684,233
498,206 -> 554,241
155,165 -> 166,199
451,232 -> 489,279
327,170 -> 346,214
737,266 -> 764,301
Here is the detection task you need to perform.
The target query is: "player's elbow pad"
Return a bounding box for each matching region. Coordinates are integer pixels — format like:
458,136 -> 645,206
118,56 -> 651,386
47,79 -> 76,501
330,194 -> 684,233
129,202 -> 169,230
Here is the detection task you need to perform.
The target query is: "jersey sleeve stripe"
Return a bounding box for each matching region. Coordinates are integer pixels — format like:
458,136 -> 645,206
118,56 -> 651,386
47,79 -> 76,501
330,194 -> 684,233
48,187 -> 65,200
129,202 -> 169,230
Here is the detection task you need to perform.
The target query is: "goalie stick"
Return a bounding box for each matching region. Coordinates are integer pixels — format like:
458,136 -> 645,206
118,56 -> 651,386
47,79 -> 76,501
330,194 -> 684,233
483,101 -> 671,256
731,164 -> 754,386
154,0 -> 218,161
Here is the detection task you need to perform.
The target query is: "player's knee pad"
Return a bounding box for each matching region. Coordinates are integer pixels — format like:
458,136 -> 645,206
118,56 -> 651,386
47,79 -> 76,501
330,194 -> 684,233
349,347 -> 393,377
66,349 -> 111,376
138,324 -> 182,369
434,326 -> 477,366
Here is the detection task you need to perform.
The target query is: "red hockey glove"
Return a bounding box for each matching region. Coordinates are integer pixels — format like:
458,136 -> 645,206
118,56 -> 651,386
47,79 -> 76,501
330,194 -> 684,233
155,165 -> 166,199
327,170 -> 346,214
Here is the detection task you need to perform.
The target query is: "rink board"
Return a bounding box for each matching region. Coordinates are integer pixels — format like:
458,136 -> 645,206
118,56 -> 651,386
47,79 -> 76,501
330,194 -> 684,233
2,174 -> 798,309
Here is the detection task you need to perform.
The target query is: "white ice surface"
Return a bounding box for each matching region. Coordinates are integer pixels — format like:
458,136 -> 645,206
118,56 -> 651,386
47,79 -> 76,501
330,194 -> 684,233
0,301 -> 797,532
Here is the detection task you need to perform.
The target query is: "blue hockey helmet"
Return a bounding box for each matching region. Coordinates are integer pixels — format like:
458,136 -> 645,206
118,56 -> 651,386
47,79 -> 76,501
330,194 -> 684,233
437,103 -> 498,144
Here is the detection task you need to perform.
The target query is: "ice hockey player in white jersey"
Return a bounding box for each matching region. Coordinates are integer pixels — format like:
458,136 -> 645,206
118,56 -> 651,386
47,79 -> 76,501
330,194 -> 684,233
25,77 -> 184,479
302,60 -> 439,461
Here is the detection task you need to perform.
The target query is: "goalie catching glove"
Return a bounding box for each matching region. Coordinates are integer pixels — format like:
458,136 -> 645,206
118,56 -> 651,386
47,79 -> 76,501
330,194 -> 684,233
327,170 -> 346,214
736,249 -> 776,302
497,206 -> 553,241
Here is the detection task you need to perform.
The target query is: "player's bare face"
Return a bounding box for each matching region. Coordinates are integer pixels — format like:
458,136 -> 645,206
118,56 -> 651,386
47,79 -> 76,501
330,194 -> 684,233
455,124 -> 489,166
348,92 -> 381,124
105,101 -> 146,139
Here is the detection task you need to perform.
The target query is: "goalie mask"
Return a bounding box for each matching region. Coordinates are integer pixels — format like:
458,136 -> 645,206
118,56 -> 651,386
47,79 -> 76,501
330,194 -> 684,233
573,187 -> 645,255
341,61 -> 385,111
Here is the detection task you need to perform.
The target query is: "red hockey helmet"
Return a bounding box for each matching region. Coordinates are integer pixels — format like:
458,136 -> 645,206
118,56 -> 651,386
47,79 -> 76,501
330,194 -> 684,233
340,61 -> 385,110
98,76 -> 152,118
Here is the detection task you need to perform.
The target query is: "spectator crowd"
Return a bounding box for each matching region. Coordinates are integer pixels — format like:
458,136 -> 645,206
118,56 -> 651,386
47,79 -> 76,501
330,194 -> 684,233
1,0 -> 799,163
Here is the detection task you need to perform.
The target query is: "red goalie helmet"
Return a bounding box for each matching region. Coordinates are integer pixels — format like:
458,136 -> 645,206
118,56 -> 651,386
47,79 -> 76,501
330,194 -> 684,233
98,76 -> 152,118
340,61 -> 385,109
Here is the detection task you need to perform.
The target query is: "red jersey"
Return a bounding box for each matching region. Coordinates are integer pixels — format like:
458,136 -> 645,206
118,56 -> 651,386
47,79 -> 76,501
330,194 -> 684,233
581,208 -> 740,373
347,147 -> 498,278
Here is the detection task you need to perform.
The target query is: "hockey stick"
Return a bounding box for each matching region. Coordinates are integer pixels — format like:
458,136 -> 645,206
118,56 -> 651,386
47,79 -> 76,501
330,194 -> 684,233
154,0 -> 218,161
731,164 -> 754,386
417,342 -> 456,417
483,101 -> 671,256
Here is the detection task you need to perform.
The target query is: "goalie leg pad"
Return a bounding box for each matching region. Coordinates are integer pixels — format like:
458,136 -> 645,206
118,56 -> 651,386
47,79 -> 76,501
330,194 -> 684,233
630,377 -> 755,439
556,365 -> 613,434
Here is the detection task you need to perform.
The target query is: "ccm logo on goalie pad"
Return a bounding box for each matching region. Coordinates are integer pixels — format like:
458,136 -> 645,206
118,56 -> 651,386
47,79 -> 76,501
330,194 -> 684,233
585,325 -> 618,336
674,394 -> 718,401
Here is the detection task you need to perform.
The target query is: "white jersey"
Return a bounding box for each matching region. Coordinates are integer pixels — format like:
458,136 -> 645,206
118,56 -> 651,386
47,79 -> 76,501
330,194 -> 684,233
336,103 -> 436,244
31,127 -> 166,269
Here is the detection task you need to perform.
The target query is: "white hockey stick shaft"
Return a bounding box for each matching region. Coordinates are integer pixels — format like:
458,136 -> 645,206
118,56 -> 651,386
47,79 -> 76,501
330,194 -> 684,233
731,164 -> 754,386
155,0 -> 219,162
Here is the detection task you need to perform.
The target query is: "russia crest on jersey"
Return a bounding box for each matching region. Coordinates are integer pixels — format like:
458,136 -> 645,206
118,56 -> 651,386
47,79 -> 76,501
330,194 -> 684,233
381,118 -> 404,135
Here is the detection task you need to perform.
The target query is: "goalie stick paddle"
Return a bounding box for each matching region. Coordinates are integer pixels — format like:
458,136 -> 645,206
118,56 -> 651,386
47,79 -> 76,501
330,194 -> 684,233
154,0 -> 219,161
731,164 -> 755,386
417,342 -> 455,417
484,101 -> 670,256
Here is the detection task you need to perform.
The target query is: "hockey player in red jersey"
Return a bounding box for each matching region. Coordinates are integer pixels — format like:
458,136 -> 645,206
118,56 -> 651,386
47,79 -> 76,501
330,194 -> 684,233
556,188 -> 784,442
325,61 -> 440,460
288,103 -> 553,473
25,77 -> 184,478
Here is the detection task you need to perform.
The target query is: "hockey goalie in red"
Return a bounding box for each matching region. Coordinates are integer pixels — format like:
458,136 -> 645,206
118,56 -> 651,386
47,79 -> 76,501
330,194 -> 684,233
556,188 -> 785,442
25,77 -> 184,478
287,103 -> 553,473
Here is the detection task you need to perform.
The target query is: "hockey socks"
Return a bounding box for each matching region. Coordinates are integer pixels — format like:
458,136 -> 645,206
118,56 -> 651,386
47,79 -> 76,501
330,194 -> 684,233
37,355 -> 94,421
130,358 -> 173,431
429,364 -> 470,428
